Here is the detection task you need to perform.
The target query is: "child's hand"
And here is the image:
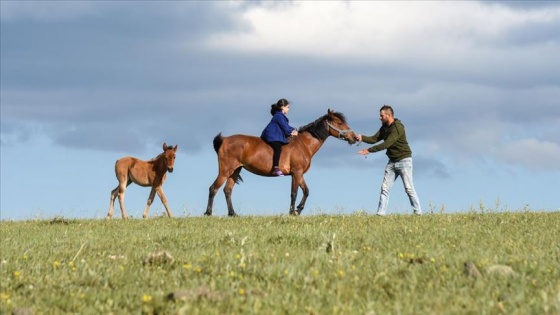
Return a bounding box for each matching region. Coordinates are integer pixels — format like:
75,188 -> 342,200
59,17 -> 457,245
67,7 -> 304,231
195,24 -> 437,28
291,130 -> 298,136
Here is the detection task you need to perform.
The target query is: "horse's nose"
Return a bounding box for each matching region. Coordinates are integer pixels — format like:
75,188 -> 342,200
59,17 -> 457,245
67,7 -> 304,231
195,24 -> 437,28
168,167 -> 174,173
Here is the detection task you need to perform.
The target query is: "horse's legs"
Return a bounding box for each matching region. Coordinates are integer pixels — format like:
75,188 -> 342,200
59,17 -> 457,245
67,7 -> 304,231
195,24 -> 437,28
205,174 -> 228,216
289,173 -> 309,215
223,167 -> 242,217
289,174 -> 300,215
154,186 -> 173,218
296,177 -> 310,215
142,188 -> 157,219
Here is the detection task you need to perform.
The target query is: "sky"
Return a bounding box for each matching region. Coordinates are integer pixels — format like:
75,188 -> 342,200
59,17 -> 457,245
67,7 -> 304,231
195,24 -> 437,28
1,1 -> 559,220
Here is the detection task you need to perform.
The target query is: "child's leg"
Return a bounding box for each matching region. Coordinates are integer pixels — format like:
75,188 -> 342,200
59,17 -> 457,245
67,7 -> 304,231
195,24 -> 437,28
271,141 -> 282,168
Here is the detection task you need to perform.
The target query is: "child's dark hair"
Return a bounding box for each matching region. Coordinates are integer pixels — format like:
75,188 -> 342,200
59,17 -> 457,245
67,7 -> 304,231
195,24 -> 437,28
270,98 -> 290,115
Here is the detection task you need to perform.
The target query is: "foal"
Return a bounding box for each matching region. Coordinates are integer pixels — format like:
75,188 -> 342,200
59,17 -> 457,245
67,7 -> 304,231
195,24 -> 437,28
107,143 -> 178,220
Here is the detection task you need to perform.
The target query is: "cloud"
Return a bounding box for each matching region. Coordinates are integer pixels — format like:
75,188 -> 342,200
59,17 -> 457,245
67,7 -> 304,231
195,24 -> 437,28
1,1 -> 558,174
0,1 -> 98,22
496,138 -> 560,170
487,1 -> 560,10
207,2 -> 560,62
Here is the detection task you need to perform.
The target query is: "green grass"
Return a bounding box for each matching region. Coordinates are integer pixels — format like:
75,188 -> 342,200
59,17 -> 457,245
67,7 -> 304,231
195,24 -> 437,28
1,212 -> 559,314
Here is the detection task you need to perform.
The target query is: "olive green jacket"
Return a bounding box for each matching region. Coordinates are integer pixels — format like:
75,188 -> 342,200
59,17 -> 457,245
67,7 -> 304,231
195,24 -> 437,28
361,119 -> 412,162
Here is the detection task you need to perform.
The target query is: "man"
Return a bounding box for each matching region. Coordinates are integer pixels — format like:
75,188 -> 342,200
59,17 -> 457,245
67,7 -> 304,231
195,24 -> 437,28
356,105 -> 422,216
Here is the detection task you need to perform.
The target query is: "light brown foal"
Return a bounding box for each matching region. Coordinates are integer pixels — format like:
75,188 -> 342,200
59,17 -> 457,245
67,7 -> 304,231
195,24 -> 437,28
107,143 -> 178,219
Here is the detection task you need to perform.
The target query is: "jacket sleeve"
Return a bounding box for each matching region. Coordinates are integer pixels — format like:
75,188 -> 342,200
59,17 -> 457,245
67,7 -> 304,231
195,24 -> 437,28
368,124 -> 402,153
361,129 -> 381,145
273,114 -> 295,136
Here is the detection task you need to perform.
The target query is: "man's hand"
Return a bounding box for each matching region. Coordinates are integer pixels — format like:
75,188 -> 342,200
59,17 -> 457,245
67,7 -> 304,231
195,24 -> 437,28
355,134 -> 362,142
358,149 -> 369,156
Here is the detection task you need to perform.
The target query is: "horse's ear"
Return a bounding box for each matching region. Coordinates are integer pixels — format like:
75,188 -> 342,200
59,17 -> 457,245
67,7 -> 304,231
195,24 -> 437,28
163,143 -> 167,151
173,145 -> 178,152
328,109 -> 335,116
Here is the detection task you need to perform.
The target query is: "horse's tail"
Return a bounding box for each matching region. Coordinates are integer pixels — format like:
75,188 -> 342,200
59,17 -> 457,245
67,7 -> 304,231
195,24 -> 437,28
213,133 -> 223,154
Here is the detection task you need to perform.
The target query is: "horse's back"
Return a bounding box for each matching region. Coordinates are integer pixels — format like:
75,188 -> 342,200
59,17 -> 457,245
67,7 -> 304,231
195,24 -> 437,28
216,134 -> 271,165
219,134 -> 266,152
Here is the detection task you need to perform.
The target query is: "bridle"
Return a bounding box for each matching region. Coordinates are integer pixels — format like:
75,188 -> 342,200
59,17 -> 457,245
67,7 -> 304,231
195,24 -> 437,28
326,121 -> 354,141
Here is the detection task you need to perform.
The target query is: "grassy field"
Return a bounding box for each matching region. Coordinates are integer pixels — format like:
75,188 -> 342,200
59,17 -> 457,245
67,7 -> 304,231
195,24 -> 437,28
1,211 -> 559,314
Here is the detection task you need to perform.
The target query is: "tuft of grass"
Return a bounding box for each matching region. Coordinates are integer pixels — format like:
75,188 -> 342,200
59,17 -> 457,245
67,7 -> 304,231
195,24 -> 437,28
1,212 -> 559,314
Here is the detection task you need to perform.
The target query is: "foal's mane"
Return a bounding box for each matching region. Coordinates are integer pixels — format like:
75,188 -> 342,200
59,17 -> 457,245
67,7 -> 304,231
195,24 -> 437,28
298,112 -> 347,141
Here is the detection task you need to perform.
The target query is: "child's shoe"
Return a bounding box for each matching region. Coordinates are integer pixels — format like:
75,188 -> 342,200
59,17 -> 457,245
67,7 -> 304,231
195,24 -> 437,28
272,167 -> 284,177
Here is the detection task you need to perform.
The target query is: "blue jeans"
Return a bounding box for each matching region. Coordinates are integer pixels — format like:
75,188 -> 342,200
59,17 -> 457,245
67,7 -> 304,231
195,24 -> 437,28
377,157 -> 422,215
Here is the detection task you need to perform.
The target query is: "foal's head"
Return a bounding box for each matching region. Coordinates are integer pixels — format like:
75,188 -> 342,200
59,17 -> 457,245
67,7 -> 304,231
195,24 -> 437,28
326,109 -> 357,144
162,143 -> 178,173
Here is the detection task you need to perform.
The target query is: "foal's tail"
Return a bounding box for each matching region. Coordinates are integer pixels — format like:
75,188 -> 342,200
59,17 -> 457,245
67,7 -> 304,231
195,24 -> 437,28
213,133 -> 223,154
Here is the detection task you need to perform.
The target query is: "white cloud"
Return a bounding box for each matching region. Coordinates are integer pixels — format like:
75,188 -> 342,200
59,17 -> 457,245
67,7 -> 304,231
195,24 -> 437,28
496,138 -> 560,170
207,1 -> 560,63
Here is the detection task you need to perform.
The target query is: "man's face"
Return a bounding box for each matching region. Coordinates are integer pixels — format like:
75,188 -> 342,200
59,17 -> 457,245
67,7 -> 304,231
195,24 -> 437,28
379,110 -> 391,126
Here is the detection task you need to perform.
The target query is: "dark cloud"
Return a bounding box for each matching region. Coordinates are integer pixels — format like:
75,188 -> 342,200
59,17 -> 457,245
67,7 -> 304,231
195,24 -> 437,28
413,156 -> 451,179
0,121 -> 34,146
1,1 -> 558,173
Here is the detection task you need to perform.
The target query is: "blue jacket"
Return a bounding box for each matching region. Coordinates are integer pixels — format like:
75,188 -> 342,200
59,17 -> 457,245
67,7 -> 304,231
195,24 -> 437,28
261,111 -> 295,144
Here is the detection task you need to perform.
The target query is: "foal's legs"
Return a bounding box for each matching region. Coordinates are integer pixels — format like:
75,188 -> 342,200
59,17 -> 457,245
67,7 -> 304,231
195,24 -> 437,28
116,181 -> 131,219
107,180 -> 131,220
142,186 -> 173,218
142,188 -> 157,219
108,186 -> 119,219
156,186 -> 173,218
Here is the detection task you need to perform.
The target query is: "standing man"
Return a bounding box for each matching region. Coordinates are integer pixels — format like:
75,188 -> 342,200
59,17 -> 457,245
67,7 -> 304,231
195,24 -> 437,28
356,105 -> 422,216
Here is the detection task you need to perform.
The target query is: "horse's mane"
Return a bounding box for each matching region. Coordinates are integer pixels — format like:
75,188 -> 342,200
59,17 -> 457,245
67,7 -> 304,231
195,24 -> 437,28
298,111 -> 347,141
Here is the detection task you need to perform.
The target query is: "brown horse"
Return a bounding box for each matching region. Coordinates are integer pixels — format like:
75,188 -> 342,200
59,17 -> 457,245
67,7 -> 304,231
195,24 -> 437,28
205,109 -> 356,217
107,143 -> 178,220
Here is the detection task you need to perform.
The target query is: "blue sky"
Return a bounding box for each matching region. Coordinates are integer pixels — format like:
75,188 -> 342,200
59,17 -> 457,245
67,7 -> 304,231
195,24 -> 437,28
1,1 -> 559,220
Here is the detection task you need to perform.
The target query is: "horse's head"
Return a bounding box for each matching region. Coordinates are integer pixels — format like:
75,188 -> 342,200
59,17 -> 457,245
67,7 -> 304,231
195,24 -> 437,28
162,143 -> 178,173
326,109 -> 357,144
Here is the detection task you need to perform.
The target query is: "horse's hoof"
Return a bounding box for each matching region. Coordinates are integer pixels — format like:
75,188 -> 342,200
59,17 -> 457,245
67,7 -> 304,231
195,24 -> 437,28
203,212 -> 212,216
228,213 -> 238,217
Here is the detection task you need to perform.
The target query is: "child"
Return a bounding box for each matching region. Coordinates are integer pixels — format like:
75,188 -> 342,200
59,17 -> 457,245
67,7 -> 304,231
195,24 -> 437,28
261,98 -> 298,176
